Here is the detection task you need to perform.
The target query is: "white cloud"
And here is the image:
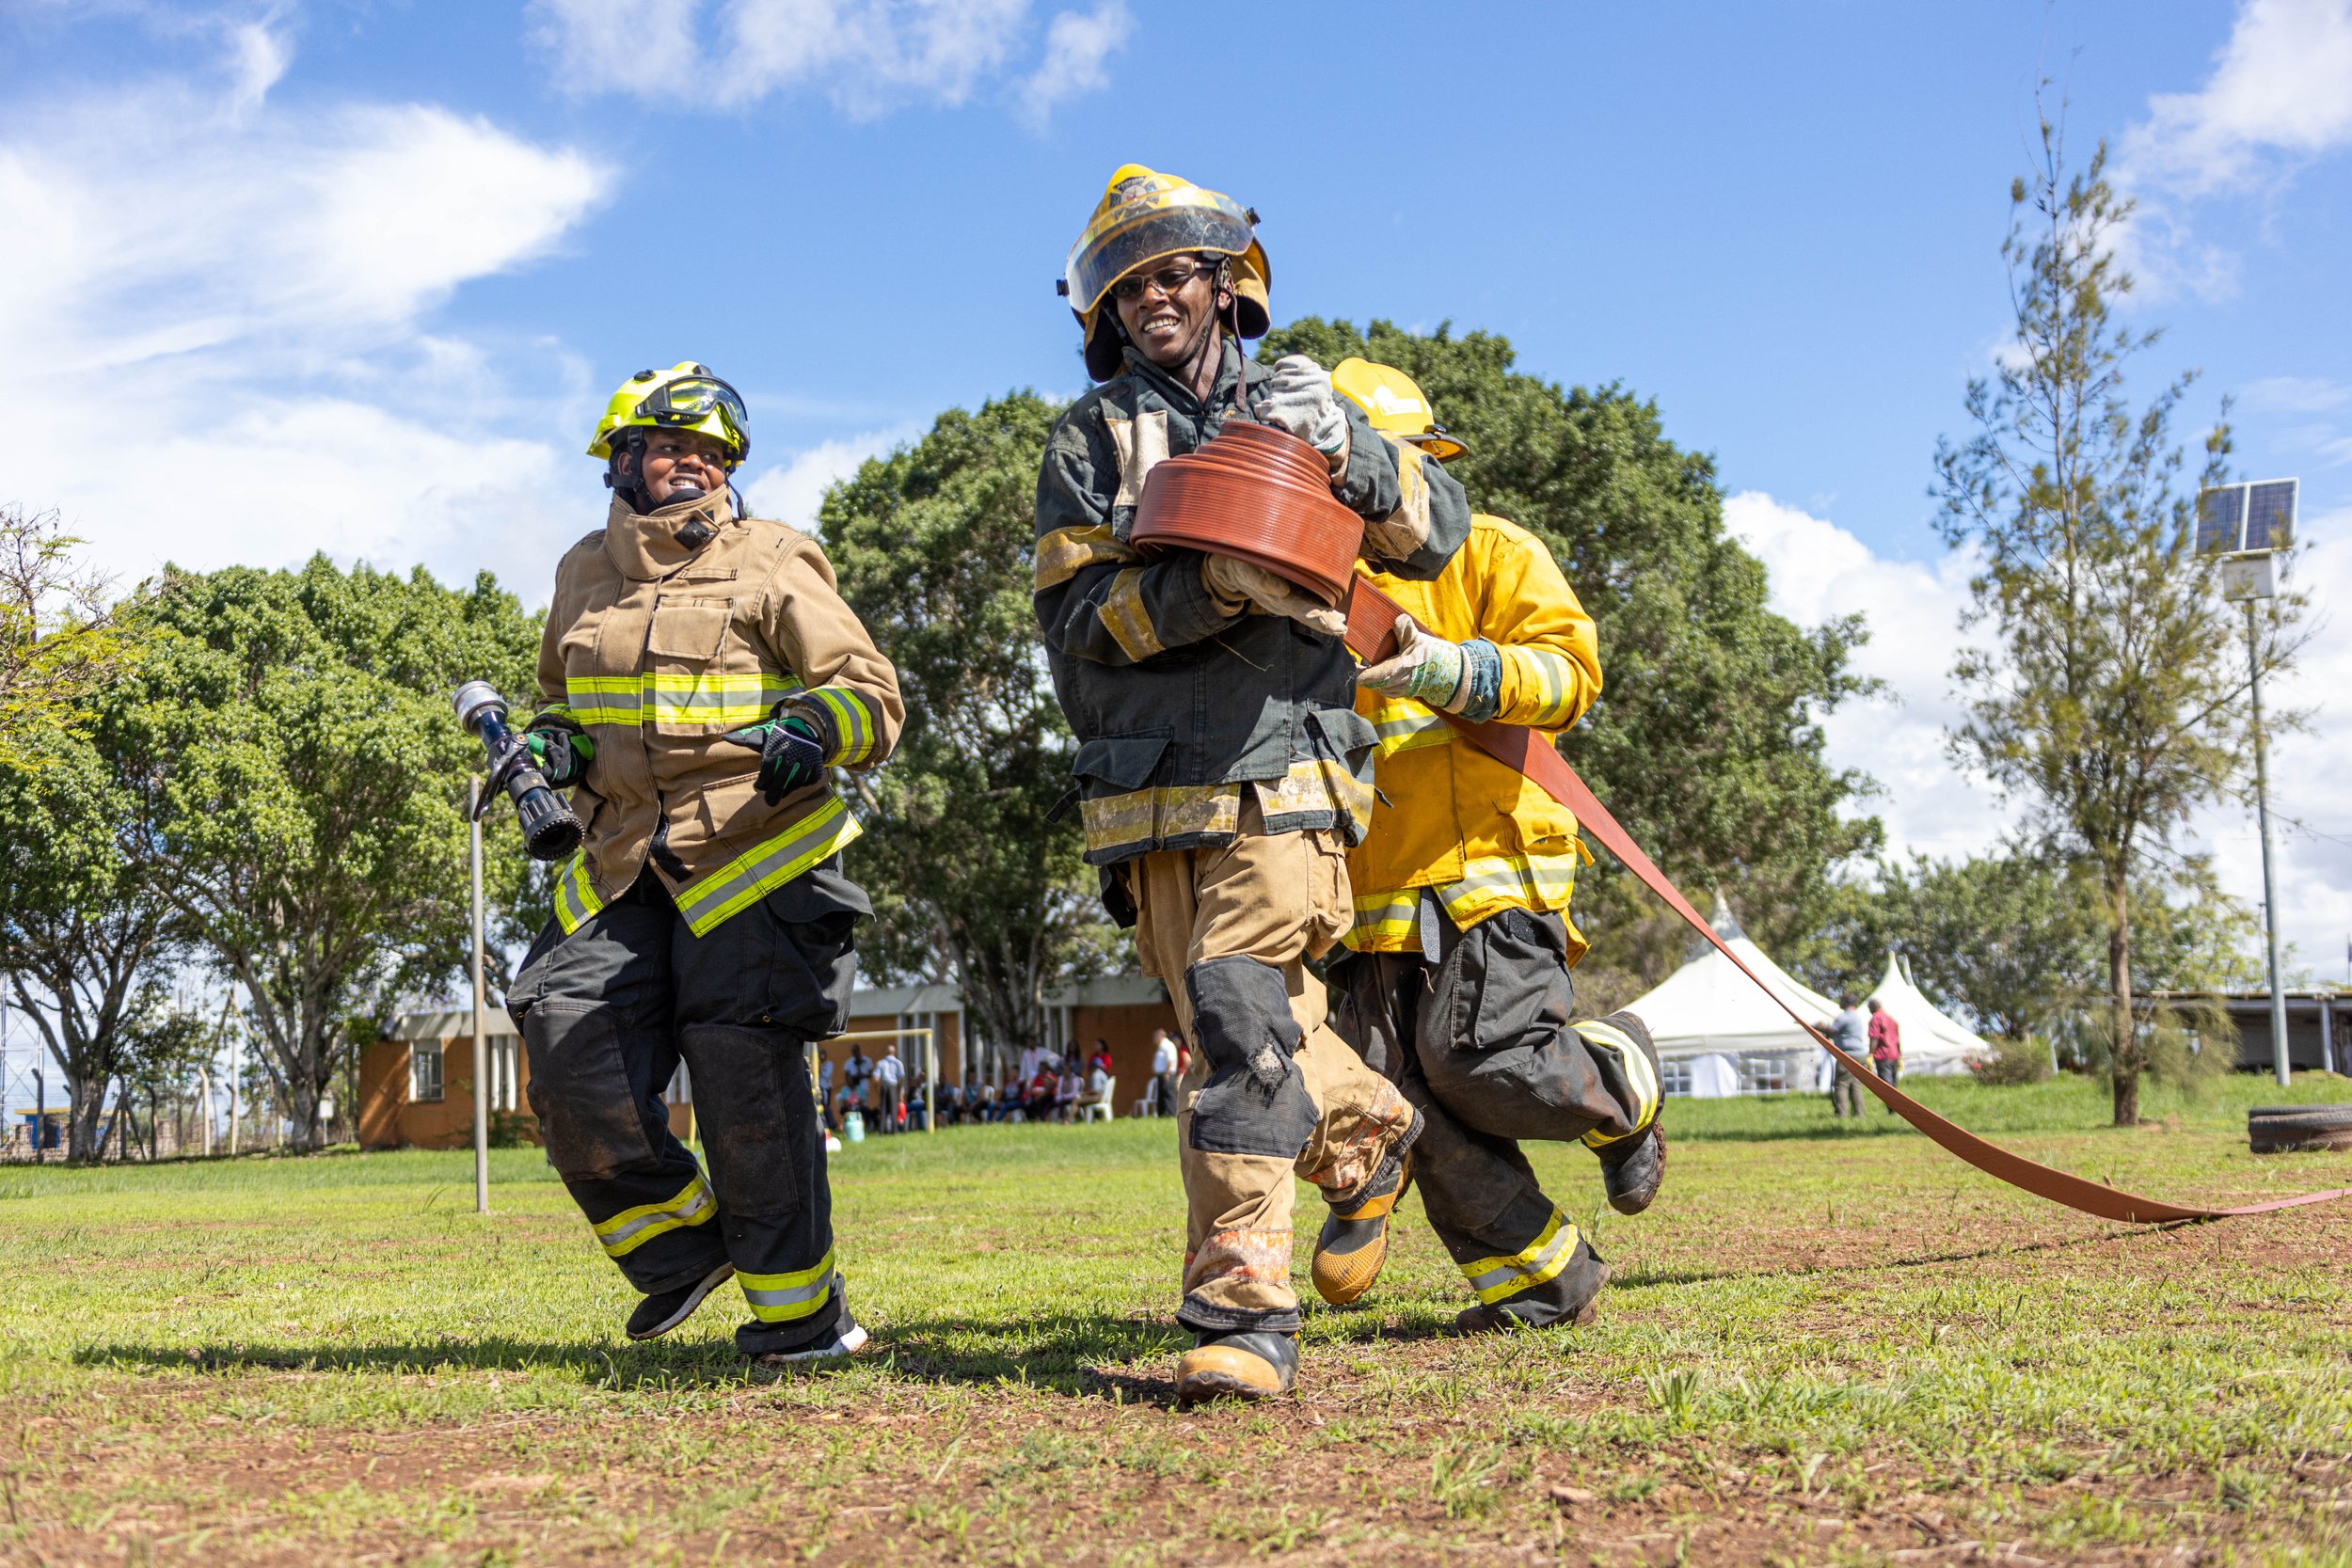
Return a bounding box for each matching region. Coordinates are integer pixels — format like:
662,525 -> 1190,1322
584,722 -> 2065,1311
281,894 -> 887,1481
531,0 -> 1122,119
2122,0 -> 2352,197
739,427 -> 917,531
1016,1 -> 1130,128
1727,490 -> 2352,984
2115,0 -> 2352,300
1723,493 -> 2012,866
0,16 -> 613,597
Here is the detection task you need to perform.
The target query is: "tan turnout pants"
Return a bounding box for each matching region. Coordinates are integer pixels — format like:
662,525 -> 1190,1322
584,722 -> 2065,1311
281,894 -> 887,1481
1129,800 -> 1416,1335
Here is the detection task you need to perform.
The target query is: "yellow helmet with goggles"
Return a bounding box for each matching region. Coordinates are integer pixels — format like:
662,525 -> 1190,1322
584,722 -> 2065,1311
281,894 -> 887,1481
587,361 -> 750,468
1060,165 -> 1270,382
1331,358 -> 1466,463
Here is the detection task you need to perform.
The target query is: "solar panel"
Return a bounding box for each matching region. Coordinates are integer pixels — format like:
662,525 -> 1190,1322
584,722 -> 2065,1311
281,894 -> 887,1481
2196,484 -> 2248,554
2246,479 -> 2297,550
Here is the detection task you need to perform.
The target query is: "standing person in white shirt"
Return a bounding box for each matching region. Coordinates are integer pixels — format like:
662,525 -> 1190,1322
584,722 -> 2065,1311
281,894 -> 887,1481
874,1042 -> 906,1134
1150,1028 -> 1180,1118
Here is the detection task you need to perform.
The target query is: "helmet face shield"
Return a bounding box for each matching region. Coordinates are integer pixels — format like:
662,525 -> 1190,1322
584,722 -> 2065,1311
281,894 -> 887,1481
1066,188 -> 1254,316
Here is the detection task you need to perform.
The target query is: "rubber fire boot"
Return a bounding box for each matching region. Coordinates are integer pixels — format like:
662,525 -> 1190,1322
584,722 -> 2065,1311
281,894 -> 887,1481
1454,1260 -> 1612,1336
1311,1136 -> 1417,1307
1597,1122 -> 1666,1216
1174,1329 -> 1298,1405
625,1260 -> 736,1342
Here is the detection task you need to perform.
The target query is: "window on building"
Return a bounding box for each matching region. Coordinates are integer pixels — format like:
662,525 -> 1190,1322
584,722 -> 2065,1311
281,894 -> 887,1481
1660,1058 -> 1693,1099
410,1042 -> 445,1103
489,1039 -> 519,1113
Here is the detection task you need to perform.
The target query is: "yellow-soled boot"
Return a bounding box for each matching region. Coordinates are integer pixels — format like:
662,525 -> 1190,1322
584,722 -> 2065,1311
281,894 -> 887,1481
1310,1125 -> 1418,1307
1174,1329 -> 1298,1405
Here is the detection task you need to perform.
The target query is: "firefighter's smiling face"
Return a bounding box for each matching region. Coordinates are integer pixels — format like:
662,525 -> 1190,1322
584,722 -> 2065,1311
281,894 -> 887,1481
1113,258 -> 1222,370
640,430 -> 730,505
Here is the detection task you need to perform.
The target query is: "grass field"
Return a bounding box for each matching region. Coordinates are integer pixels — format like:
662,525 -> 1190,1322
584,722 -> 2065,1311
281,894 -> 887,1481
5,1072 -> 2349,1567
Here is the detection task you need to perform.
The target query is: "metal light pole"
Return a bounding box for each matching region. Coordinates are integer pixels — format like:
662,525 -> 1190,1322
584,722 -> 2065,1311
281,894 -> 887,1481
2201,479 -> 2298,1086
2246,602 -> 2291,1087
469,776 -> 491,1213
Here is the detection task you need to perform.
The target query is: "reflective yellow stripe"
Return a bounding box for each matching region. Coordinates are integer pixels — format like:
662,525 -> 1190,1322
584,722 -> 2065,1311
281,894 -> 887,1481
671,798 -> 863,936
1577,1020 -> 1661,1145
1368,696 -> 1449,757
811,687 -> 875,766
567,672 -> 803,728
1034,523 -> 1135,590
1099,567 -> 1164,661
739,1247 -> 837,1323
1435,853 -> 1578,925
1344,887 -> 1420,952
565,675 -> 644,727
1461,1210 -> 1580,1305
552,852 -> 606,936
591,1173 -> 716,1258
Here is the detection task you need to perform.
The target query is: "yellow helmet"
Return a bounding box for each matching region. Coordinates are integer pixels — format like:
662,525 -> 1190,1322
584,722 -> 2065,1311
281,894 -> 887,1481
1331,358 -> 1466,462
586,361 -> 750,467
1061,164 -> 1270,381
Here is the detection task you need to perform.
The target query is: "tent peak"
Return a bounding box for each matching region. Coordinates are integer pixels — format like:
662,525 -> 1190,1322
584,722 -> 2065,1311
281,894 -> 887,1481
1709,892 -> 1746,942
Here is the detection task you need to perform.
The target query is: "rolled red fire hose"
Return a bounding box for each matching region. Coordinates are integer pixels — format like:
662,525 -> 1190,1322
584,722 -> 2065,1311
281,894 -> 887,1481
1151,421 -> 2352,1225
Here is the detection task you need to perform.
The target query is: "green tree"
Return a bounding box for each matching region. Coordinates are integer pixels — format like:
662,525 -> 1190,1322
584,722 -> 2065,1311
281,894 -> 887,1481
1262,319 -> 1882,991
0,735 -> 186,1162
1828,847 -> 2100,1043
818,395 -> 1117,1069
124,558 -> 540,1149
1931,108 -> 2298,1125
0,506 -> 144,767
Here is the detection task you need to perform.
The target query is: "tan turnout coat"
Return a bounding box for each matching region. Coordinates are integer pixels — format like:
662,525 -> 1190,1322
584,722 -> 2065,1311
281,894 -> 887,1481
532,492 -> 902,937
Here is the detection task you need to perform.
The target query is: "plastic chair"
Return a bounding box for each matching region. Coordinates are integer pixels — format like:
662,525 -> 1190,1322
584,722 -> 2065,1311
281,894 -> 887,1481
1081,1076 -> 1117,1123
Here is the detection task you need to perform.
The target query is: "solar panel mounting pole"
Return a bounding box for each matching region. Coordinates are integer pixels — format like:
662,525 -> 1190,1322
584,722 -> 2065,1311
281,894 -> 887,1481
2246,601 -> 2291,1087
469,776 -> 492,1212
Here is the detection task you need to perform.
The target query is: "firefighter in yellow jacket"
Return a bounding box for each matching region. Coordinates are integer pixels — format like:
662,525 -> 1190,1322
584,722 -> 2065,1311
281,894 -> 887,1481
505,362 -> 902,1360
1318,360 -> 1665,1333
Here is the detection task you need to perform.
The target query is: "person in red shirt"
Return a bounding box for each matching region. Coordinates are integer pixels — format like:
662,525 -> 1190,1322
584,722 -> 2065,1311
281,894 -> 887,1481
1866,998 -> 1902,1108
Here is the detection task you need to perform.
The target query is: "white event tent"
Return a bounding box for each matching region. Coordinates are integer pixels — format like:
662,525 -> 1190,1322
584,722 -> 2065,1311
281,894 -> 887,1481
1616,899 -> 1986,1097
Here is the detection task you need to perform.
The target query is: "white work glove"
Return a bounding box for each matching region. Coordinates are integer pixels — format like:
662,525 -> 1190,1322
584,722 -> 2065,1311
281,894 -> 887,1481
1201,553 -> 1346,638
1356,613 -> 1469,710
1257,355 -> 1348,462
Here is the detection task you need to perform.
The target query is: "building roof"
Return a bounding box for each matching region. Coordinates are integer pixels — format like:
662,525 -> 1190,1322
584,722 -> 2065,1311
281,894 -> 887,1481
389,1009 -> 516,1042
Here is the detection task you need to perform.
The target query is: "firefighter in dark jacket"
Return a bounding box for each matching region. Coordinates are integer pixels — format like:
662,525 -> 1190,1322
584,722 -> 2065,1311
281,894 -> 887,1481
506,362 -> 902,1362
1033,166 -> 1472,1403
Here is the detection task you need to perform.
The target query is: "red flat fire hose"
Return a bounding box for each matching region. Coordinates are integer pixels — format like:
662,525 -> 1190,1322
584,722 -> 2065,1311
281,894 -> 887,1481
1343,577 -> 2352,1225
1137,420 -> 2352,1225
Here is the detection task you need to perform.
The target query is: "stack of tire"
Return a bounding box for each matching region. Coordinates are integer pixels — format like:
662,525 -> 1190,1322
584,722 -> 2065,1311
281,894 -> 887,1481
2248,1103 -> 2352,1154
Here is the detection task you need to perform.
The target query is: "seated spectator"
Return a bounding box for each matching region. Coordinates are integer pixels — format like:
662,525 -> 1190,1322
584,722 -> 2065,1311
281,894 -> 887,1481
1088,1038 -> 1114,1080
1023,1064 -> 1059,1121
1054,1054 -> 1082,1121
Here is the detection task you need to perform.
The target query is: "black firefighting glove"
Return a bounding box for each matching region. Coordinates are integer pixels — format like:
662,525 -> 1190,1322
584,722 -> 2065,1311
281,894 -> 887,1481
523,725 -> 593,790
721,705 -> 826,805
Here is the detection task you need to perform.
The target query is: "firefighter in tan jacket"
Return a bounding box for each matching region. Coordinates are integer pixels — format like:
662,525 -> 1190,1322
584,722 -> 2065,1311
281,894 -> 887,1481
1319,361 -> 1665,1335
506,362 -> 902,1361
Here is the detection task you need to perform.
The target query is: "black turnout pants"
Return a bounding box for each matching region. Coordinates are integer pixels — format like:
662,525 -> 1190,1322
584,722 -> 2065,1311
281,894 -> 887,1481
507,866 -> 857,1352
1329,905 -> 1655,1326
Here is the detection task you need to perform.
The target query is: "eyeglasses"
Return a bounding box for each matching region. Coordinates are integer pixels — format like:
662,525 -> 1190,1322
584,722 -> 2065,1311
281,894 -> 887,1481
1109,259 -> 1217,303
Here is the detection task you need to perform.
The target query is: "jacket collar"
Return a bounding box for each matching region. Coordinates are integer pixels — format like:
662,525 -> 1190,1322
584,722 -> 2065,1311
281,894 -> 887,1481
1120,337 -> 1262,419
602,489 -> 736,582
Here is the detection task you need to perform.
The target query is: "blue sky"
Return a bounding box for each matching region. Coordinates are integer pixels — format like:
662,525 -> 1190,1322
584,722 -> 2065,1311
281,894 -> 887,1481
5,0 -> 2352,983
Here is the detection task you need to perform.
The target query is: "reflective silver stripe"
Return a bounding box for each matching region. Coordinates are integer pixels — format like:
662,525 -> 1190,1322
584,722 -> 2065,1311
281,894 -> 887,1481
1435,854 -> 1577,919
739,1248 -> 836,1322
811,687 -> 875,765
1460,1210 -> 1580,1305
565,676 -> 644,727
1578,1020 -> 1661,1139
672,798 -> 863,936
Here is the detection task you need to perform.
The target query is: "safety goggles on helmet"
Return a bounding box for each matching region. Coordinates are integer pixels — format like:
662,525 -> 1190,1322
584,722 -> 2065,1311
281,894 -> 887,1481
635,374 -> 748,433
